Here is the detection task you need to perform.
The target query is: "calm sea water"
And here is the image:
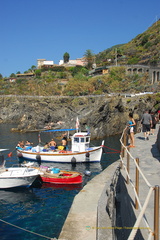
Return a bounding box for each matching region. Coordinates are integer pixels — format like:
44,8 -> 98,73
0,124 -> 120,240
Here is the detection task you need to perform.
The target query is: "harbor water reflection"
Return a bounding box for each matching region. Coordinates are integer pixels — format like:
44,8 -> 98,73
0,124 -> 120,240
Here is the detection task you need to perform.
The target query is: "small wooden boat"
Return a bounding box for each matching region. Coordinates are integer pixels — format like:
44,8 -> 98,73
39,167 -> 83,184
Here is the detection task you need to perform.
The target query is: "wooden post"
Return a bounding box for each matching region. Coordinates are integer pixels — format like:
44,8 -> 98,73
123,130 -> 127,156
121,134 -> 125,158
135,158 -> 139,209
126,147 -> 130,184
154,185 -> 159,240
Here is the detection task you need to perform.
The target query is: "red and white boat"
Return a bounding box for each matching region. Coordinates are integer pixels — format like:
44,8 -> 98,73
39,167 -> 83,184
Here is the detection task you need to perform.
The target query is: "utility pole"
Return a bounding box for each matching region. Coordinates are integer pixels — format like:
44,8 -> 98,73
115,48 -> 118,66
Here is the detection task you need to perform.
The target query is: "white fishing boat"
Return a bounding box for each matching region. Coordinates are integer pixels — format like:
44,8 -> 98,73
16,130 -> 104,163
0,150 -> 40,189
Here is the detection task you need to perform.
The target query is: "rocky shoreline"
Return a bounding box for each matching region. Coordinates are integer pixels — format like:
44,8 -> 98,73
0,94 -> 159,139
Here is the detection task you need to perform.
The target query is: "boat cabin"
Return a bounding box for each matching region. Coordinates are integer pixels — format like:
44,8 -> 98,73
71,132 -> 91,152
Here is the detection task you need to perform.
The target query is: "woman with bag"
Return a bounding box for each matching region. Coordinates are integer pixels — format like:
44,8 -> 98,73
127,112 -> 136,147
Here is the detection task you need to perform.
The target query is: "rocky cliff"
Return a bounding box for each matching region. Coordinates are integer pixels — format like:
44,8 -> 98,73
0,95 -> 159,139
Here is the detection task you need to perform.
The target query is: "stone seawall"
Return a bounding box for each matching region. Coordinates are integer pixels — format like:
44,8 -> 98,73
156,125 -> 160,152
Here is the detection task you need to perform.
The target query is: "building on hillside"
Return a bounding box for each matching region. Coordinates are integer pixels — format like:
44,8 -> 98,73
59,57 -> 87,66
89,65 -> 160,84
37,59 -> 54,69
16,73 -> 35,78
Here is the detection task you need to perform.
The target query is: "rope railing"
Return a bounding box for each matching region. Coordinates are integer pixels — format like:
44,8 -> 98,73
119,127 -> 159,240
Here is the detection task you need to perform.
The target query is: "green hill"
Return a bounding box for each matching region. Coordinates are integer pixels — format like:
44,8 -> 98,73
96,20 -> 160,67
0,20 -> 160,96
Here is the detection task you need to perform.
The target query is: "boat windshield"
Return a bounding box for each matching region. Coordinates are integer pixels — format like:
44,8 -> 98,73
73,137 -> 90,143
74,137 -> 79,142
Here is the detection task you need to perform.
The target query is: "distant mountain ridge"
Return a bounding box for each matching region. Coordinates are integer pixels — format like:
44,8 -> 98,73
96,20 -> 160,67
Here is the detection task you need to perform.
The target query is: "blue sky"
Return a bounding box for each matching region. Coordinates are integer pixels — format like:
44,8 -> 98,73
0,0 -> 159,77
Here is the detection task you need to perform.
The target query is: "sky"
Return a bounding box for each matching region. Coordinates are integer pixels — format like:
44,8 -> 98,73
0,0 -> 160,77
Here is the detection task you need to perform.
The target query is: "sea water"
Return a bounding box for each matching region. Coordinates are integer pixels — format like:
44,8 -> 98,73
0,124 -> 120,240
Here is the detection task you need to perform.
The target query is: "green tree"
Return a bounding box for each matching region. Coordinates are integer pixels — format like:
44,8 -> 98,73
35,69 -> 41,77
10,73 -> 16,77
63,52 -> 70,63
31,65 -> 36,71
0,73 -> 3,79
84,49 -> 95,69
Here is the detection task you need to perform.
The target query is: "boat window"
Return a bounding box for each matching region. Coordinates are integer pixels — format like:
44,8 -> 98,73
74,137 -> 79,143
81,138 -> 85,142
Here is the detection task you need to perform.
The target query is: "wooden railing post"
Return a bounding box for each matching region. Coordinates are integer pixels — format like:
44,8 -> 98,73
123,130 -> 127,157
154,185 -> 159,240
126,147 -> 130,184
135,158 -> 139,209
121,135 -> 125,159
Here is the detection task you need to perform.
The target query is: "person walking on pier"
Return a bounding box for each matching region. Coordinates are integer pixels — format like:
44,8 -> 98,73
141,110 -> 152,140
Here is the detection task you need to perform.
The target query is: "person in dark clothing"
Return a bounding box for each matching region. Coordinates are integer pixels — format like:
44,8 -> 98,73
150,112 -> 157,135
141,110 -> 152,140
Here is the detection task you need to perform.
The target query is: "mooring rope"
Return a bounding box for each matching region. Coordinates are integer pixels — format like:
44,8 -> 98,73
0,218 -> 56,240
102,145 -> 121,154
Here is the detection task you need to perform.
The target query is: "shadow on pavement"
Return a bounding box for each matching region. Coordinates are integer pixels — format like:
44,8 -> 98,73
151,143 -> 160,162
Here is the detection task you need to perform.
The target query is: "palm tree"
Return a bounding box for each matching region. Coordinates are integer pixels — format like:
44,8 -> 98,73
84,49 -> 95,69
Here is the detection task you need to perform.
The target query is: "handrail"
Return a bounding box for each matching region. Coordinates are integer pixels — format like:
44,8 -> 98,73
119,127 -> 159,240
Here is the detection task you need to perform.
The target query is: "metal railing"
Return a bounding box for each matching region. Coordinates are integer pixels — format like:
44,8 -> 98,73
120,128 -> 159,240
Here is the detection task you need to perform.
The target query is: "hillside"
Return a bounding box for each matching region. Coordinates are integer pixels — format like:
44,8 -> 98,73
96,20 -> 160,67
0,20 -> 160,96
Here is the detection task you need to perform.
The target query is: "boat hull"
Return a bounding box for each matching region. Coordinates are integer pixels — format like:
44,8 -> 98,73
40,172 -> 82,184
17,145 -> 103,163
0,167 -> 39,189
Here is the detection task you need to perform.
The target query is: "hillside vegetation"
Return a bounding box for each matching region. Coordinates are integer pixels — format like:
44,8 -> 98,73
96,20 -> 160,66
0,20 -> 160,96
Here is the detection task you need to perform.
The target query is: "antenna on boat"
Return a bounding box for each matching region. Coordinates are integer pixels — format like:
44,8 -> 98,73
76,117 -> 80,132
38,132 -> 41,143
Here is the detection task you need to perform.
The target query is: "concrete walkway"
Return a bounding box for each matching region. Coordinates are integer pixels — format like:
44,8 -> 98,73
129,124 -> 160,185
120,124 -> 160,239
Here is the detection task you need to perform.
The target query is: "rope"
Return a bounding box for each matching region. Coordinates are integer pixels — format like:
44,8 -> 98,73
128,187 -> 154,240
102,145 -> 121,154
120,156 -> 152,232
0,219 -> 55,240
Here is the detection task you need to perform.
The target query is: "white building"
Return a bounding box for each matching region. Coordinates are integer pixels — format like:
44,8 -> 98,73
37,59 -> 54,69
59,58 -> 87,66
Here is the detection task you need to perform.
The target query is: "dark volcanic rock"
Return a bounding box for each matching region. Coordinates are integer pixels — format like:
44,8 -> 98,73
0,95 -> 158,139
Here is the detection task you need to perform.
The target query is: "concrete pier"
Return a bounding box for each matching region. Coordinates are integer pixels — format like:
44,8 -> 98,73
58,125 -> 160,240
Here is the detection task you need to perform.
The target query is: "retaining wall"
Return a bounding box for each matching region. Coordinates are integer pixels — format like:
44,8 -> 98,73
156,126 -> 160,152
